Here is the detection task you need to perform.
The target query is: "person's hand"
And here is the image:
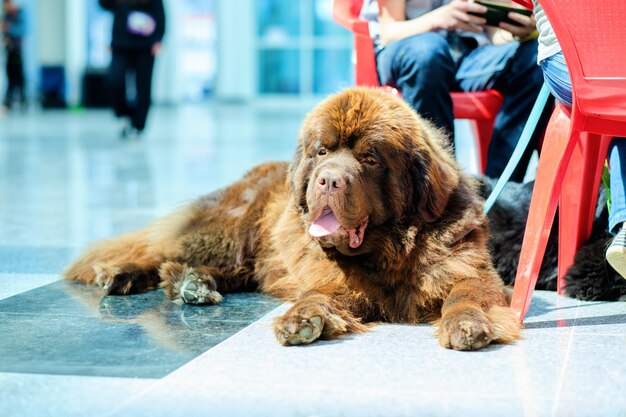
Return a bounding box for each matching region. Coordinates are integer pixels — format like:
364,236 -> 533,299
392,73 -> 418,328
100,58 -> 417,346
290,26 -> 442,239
499,11 -> 536,40
430,0 -> 489,33
151,42 -> 162,56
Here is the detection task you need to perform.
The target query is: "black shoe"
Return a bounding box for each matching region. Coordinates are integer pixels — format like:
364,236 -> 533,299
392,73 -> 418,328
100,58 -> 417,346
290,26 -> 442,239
122,126 -> 143,140
119,120 -> 132,139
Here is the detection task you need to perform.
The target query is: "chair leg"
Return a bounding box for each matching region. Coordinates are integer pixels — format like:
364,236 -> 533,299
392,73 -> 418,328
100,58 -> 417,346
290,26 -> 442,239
510,105 -> 577,321
471,119 -> 496,174
557,134 -> 612,293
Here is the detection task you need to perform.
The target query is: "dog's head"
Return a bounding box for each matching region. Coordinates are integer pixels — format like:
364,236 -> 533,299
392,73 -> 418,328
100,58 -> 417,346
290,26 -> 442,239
289,88 -> 460,256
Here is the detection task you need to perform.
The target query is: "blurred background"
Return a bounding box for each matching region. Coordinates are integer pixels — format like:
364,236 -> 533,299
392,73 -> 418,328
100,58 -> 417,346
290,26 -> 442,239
0,0 -> 483,247
1,0 -> 353,108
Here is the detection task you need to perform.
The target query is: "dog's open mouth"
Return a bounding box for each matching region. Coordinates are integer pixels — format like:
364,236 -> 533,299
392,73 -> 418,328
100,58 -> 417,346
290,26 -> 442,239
309,207 -> 369,249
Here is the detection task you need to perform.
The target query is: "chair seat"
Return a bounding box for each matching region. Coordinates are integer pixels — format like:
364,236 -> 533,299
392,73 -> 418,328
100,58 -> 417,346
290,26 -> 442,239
451,91 -> 503,120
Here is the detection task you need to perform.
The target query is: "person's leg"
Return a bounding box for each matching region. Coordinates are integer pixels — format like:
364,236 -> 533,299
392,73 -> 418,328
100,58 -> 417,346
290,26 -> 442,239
131,50 -> 155,132
14,48 -> 26,106
539,52 -> 572,107
108,50 -> 131,120
605,139 -> 626,279
608,140 -> 626,234
376,32 -> 456,142
4,49 -> 17,107
458,40 -> 544,181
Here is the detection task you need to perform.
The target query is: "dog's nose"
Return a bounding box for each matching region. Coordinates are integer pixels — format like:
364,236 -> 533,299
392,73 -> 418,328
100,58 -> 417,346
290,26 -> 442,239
317,171 -> 346,194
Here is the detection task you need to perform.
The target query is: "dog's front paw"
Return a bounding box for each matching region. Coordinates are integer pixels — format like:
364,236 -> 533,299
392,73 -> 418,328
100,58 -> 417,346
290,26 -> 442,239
274,304 -> 325,346
438,307 -> 494,351
178,269 -> 222,305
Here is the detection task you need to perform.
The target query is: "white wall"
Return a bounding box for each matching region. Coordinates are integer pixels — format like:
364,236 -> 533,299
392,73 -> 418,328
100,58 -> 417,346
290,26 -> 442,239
36,0 -> 66,65
215,0 -> 255,101
152,0 -> 183,104
64,0 -> 87,104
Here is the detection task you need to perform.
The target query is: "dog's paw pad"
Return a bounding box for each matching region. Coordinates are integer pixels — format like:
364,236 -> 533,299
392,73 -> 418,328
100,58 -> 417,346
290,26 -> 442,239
179,271 -> 222,305
451,320 -> 490,350
438,308 -> 496,351
275,315 -> 324,346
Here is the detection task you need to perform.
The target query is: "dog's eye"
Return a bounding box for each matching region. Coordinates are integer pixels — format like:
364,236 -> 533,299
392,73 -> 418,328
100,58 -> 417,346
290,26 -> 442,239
363,152 -> 378,165
317,148 -> 327,156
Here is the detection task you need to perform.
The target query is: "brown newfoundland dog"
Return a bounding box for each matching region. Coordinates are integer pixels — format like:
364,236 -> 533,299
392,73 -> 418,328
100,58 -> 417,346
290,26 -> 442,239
64,88 -> 521,350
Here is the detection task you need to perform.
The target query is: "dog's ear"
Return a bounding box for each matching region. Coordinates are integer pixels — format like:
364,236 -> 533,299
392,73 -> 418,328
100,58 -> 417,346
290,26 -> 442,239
288,142 -> 303,192
287,141 -> 313,212
411,141 -> 460,223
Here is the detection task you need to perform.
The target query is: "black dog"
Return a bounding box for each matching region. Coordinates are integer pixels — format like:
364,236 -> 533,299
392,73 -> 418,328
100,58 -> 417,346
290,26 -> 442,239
478,177 -> 626,301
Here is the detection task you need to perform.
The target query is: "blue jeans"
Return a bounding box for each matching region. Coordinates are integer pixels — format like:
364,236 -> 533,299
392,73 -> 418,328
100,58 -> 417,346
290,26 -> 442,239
541,52 -> 626,233
539,52 -> 572,107
376,32 -> 546,181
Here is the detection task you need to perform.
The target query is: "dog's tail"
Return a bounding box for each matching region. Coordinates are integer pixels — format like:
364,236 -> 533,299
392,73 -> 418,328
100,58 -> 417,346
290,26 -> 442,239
63,229 -> 163,286
64,203 -> 197,288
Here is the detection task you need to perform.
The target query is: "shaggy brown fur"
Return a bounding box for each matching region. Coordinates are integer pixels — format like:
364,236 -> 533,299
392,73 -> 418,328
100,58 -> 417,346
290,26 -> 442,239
65,88 -> 521,350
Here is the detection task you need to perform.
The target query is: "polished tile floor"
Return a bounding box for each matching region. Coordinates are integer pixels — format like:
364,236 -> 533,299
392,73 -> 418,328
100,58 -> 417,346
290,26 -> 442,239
0,104 -> 624,417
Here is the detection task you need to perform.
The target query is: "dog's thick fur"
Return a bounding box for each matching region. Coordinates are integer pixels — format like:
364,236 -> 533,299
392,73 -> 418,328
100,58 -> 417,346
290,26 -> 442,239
65,88 -> 521,350
479,177 -> 626,301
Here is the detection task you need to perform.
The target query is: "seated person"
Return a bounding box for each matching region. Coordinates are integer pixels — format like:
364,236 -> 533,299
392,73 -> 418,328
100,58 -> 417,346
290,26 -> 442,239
361,0 -> 545,181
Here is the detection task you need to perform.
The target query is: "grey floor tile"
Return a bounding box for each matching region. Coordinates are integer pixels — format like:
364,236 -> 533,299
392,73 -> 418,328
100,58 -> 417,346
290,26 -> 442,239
0,281 -> 281,378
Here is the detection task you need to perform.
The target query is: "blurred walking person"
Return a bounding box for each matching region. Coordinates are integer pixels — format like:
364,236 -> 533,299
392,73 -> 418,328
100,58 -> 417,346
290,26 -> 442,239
2,0 -> 26,111
100,0 -> 165,139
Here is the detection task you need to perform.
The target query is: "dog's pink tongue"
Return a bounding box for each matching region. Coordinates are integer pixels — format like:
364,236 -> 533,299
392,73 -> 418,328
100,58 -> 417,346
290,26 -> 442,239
309,209 -> 341,237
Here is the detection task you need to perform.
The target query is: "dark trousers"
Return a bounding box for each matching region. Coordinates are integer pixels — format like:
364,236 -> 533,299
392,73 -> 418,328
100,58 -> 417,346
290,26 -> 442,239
109,49 -> 155,131
4,48 -> 25,107
376,33 -> 546,182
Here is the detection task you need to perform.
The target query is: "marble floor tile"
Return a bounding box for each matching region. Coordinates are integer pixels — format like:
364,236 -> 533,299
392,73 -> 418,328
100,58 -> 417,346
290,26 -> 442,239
0,280 -> 281,378
109,292 -> 626,417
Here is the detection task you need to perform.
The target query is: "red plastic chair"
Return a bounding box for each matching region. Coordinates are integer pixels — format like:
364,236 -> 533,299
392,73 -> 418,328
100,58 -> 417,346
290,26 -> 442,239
332,0 -> 504,173
510,0 -> 626,321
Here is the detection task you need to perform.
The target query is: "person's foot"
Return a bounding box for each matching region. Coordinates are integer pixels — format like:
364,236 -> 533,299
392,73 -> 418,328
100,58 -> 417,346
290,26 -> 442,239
123,127 -> 143,140
119,119 -> 131,139
606,225 -> 626,279
119,121 -> 142,140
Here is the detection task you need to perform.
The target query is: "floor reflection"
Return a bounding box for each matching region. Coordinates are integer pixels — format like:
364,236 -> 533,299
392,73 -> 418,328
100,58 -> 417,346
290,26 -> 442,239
0,281 -> 281,378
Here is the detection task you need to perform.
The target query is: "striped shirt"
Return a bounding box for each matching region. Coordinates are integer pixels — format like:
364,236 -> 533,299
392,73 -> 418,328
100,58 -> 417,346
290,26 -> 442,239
531,0 -> 561,63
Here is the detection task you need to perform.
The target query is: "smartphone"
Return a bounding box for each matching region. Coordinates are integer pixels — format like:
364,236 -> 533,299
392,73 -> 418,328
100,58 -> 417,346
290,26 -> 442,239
469,1 -> 533,27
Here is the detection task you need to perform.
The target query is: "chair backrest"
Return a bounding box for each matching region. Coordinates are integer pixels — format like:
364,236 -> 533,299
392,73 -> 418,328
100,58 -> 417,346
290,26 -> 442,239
332,0 -> 381,86
333,0 -> 364,26
539,0 -> 626,122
